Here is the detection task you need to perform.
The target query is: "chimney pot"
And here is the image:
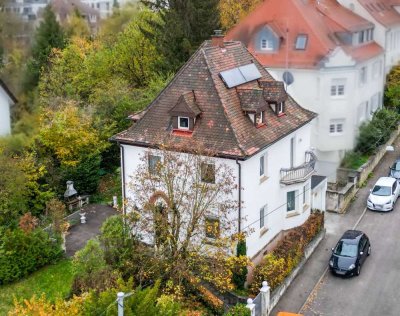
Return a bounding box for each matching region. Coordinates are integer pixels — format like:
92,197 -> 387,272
211,30 -> 225,47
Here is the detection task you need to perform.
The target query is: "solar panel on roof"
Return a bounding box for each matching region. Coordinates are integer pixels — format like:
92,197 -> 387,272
238,64 -> 262,82
219,68 -> 246,88
219,63 -> 262,88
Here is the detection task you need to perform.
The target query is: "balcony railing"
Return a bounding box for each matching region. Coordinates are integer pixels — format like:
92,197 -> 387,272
280,151 -> 317,185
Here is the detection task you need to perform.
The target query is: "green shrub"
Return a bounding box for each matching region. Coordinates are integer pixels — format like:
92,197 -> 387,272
355,108 -> 400,155
232,239 -> 248,290
224,303 -> 250,316
0,228 -> 63,284
340,151 -> 368,169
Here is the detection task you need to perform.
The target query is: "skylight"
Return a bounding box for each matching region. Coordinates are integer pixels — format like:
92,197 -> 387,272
220,63 -> 262,88
295,34 -> 308,50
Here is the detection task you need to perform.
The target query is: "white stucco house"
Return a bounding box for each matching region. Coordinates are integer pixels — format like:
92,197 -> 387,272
338,0 -> 400,74
112,35 -> 325,260
0,79 -> 17,136
226,0 -> 385,181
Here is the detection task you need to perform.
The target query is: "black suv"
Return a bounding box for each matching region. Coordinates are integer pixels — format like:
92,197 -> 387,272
329,230 -> 371,276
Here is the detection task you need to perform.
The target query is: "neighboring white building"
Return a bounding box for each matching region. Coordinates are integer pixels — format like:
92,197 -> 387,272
227,0 -> 385,181
0,79 -> 17,136
338,0 -> 400,74
81,0 -> 113,18
113,36 -> 323,260
1,0 -> 50,22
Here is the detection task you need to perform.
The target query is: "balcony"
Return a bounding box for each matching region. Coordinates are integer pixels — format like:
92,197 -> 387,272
280,151 -> 317,185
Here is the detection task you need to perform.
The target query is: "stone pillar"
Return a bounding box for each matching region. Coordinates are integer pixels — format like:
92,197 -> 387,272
260,281 -> 271,316
246,298 -> 256,316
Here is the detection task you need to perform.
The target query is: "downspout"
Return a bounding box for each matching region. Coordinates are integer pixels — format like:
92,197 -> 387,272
236,158 -> 242,233
119,143 -> 126,217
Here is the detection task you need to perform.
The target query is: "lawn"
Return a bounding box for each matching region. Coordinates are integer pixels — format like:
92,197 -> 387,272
0,259 -> 73,315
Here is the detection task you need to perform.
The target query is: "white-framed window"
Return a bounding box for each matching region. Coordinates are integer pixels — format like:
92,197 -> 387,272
259,152 -> 268,178
148,154 -> 161,174
287,190 -> 298,212
295,34 -> 308,50
359,66 -> 367,85
178,116 -> 190,130
329,119 -> 345,135
255,111 -> 265,126
303,183 -> 310,206
290,136 -> 296,168
277,102 -> 284,114
261,38 -> 273,51
330,79 -> 346,97
260,204 -> 267,229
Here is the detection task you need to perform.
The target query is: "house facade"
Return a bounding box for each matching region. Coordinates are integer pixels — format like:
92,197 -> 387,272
338,0 -> 400,74
113,36 -> 322,260
226,0 -> 385,180
0,79 -> 17,136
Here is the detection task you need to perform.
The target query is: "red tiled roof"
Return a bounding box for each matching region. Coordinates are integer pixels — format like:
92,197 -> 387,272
226,0 -> 382,69
113,41 -> 316,159
358,0 -> 400,27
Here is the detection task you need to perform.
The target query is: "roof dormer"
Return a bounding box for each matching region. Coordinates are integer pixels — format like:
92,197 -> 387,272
255,24 -> 281,53
259,80 -> 287,116
237,88 -> 268,127
169,91 -> 201,133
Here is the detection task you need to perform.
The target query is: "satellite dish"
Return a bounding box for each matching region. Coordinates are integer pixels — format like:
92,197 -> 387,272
282,71 -> 294,86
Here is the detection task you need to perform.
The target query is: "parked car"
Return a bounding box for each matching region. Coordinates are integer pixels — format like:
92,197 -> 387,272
329,230 -> 371,276
389,159 -> 400,181
367,176 -> 399,211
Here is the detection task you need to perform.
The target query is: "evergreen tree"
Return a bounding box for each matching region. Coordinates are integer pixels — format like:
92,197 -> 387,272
141,0 -> 220,72
25,5 -> 65,90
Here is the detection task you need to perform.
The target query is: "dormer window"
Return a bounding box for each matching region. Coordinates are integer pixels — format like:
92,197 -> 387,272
255,111 -> 265,126
295,34 -> 308,50
178,116 -> 190,130
357,28 -> 373,44
261,38 -> 273,51
259,80 -> 287,116
169,91 -> 201,134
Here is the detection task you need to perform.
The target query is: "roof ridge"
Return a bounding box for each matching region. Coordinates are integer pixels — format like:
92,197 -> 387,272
200,47 -> 247,157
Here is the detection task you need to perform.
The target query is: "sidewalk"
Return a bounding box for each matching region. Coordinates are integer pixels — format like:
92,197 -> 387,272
271,136 -> 400,315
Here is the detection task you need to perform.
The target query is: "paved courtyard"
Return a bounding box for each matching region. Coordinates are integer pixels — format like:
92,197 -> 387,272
65,204 -> 118,257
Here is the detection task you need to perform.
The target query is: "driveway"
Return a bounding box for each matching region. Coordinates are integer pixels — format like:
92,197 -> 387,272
271,137 -> 400,316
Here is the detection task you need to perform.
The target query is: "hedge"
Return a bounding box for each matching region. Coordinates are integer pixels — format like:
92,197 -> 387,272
250,211 -> 324,295
0,228 -> 63,285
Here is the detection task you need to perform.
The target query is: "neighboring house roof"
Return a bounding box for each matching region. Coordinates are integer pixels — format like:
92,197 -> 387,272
50,0 -> 99,26
0,79 -> 17,104
358,0 -> 400,27
113,40 -> 316,159
226,0 -> 383,69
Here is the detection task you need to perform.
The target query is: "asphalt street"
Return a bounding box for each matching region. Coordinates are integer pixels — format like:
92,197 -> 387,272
271,136 -> 400,316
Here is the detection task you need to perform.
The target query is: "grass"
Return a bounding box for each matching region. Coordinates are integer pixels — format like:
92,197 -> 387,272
0,259 -> 73,315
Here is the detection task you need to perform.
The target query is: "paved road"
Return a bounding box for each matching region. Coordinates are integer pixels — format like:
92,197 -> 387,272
271,136 -> 400,316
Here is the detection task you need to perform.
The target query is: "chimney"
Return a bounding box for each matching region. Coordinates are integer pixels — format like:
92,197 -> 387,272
211,30 -> 225,47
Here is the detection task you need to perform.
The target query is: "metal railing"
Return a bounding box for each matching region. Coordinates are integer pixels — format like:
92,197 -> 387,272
280,151 -> 317,185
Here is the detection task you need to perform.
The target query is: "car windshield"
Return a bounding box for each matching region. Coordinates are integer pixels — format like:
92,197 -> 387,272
392,161 -> 400,171
372,185 -> 391,196
334,241 -> 358,257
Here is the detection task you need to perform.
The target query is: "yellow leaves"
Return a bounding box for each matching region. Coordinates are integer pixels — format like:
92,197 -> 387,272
38,101 -> 107,167
9,294 -> 85,316
219,0 -> 262,30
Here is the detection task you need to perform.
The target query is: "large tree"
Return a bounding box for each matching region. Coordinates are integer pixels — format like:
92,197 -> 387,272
128,143 -> 249,291
219,0 -> 261,30
141,0 -> 220,72
25,5 -> 65,90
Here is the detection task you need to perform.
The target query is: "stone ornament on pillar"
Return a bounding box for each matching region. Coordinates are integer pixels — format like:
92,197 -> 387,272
246,298 -> 256,316
260,281 -> 271,316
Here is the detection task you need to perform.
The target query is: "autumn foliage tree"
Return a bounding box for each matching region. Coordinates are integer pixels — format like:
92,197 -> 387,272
128,144 -> 249,291
219,0 -> 261,30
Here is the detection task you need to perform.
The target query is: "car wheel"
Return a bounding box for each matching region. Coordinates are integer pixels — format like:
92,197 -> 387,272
367,246 -> 371,256
355,264 -> 361,276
